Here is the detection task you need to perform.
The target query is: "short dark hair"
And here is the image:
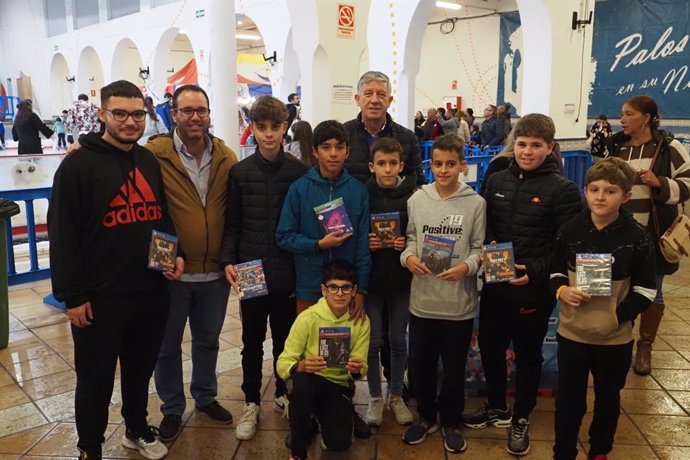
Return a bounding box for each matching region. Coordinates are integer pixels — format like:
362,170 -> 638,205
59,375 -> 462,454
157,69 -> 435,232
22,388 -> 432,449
62,109 -> 68,114
164,92 -> 173,98
78,94 -> 88,101
370,137 -> 403,161
288,93 -> 298,102
431,134 -> 465,161
249,95 -> 289,123
466,108 -> 474,116
100,80 -> 144,107
597,114 -> 608,121
585,157 -> 636,193
313,120 -> 348,148
322,259 -> 357,285
511,113 -> 556,144
172,85 -> 209,109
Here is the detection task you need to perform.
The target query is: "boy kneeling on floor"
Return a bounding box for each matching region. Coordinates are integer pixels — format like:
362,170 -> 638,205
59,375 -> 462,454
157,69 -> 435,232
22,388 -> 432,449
277,260 -> 371,460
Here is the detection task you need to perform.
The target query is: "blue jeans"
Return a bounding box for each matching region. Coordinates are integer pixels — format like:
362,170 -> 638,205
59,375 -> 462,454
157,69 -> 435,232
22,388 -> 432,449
365,289 -> 410,397
155,278 -> 230,415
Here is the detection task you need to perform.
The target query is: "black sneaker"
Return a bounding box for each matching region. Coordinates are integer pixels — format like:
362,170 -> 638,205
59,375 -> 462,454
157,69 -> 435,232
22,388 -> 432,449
353,409 -> 370,439
158,414 -> 182,442
402,419 -> 438,445
441,425 -> 468,453
507,418 -> 530,456
195,401 -> 233,424
463,402 -> 512,429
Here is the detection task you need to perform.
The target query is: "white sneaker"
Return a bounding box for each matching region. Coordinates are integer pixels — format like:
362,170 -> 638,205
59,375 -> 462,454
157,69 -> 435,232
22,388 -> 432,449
389,397 -> 413,425
235,403 -> 261,440
275,395 -> 288,414
365,397 -> 384,427
122,427 -> 168,460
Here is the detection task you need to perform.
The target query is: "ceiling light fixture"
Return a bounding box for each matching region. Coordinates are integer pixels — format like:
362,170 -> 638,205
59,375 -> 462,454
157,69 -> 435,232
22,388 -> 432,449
436,1 -> 462,10
237,20 -> 243,25
236,33 -> 262,41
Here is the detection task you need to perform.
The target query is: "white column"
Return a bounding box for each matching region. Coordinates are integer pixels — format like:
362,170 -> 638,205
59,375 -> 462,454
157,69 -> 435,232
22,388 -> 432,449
208,0 -> 238,150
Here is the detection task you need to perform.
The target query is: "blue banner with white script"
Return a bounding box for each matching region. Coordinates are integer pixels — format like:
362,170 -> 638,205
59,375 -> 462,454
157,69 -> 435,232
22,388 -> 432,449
590,0 -> 690,119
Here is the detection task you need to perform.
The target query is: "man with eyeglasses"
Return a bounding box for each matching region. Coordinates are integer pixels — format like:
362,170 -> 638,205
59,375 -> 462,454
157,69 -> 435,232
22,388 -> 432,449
49,80 -> 184,460
277,259 -> 370,460
146,84 -> 238,441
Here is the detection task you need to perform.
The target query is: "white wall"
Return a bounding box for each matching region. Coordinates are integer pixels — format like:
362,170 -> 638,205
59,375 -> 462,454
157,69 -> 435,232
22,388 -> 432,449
415,13 -> 503,116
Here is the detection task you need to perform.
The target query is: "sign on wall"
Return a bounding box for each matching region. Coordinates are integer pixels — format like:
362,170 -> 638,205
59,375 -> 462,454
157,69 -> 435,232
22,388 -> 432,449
337,4 -> 355,39
590,0 -> 690,119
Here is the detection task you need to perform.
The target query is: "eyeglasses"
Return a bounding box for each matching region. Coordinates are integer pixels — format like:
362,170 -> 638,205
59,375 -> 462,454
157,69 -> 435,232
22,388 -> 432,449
174,107 -> 210,118
106,109 -> 147,122
324,284 -> 354,295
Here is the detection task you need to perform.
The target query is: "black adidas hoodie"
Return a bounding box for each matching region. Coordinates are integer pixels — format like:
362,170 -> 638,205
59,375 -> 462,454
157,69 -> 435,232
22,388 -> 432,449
48,132 -> 175,308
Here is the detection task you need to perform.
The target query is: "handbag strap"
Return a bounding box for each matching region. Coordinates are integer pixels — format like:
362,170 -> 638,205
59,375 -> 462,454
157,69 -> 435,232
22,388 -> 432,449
648,140 -> 664,237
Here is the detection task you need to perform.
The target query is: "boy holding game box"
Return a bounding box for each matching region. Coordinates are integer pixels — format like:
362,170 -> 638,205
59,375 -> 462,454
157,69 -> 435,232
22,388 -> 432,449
400,134 -> 486,453
364,137 -> 417,427
550,157 -> 656,460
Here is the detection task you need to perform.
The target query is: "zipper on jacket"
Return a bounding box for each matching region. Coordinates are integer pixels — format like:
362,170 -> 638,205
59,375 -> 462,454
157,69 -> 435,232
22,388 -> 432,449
508,172 -> 525,238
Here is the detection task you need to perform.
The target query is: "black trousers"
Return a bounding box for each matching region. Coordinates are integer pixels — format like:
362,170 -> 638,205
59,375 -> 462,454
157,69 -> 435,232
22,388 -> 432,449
553,335 -> 633,460
411,314 -> 473,426
289,373 -> 353,458
240,292 -> 296,403
478,290 -> 553,419
71,289 -> 169,452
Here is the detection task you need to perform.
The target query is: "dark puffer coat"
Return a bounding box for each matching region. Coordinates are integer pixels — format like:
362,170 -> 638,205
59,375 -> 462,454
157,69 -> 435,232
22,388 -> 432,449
219,149 -> 308,295
482,154 -> 582,301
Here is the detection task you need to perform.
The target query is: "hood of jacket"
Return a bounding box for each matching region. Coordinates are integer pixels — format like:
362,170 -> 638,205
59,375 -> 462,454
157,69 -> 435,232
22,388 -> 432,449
419,180 -> 477,201
365,173 -> 418,199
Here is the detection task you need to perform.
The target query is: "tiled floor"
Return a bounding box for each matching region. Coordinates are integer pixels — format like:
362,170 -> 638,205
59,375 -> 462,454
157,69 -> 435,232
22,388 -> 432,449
1,262 -> 689,459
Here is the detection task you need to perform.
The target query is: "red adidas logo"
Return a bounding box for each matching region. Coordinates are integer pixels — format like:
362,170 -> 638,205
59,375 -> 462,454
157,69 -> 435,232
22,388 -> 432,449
102,168 -> 163,228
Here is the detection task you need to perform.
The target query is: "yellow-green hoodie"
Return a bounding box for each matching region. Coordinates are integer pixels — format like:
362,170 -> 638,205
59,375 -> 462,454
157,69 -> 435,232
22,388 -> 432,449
277,297 -> 370,387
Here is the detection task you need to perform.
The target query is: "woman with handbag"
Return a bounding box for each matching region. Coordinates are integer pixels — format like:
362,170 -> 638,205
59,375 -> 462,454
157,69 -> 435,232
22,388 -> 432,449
602,94 -> 690,375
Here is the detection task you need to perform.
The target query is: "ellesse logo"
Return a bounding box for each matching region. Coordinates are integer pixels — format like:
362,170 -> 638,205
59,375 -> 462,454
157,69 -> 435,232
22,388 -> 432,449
102,168 -> 163,228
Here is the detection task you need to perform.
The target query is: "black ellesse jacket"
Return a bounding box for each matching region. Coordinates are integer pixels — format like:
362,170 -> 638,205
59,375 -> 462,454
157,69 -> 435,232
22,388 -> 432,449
482,154 -> 582,299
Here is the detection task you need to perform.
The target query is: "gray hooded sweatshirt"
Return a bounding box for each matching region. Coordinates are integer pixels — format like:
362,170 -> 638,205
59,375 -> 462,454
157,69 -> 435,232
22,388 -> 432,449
400,182 -> 486,321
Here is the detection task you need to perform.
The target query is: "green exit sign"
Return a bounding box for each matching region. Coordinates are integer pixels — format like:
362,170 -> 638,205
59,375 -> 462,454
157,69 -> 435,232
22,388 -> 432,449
196,9 -> 205,18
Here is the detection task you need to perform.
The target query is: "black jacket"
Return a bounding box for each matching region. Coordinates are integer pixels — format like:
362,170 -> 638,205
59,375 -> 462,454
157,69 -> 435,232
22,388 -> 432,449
48,132 -> 174,308
219,148 -> 308,295
550,208 -> 656,328
343,112 -> 425,185
482,154 -> 582,300
12,113 -> 53,154
366,173 -> 417,293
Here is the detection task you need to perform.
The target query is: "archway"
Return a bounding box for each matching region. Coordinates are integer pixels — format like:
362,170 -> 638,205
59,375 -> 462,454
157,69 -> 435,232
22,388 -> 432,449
151,28 -> 197,101
49,53 -> 73,113
235,13 -> 270,109
111,38 -> 145,90
77,46 -> 105,104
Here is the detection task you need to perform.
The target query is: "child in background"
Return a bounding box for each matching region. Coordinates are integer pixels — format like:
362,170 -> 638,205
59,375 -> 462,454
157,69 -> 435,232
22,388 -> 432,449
550,157 -> 656,460
54,116 -> 66,150
364,137 -> 416,427
277,260 -> 370,460
465,114 -> 581,456
400,134 -> 485,453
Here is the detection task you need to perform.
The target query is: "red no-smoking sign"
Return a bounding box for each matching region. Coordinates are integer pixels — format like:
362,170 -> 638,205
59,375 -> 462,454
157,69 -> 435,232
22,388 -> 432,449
337,4 -> 355,39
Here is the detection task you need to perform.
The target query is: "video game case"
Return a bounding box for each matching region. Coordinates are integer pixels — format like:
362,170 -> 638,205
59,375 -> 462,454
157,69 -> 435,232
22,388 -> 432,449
148,230 -> 178,272
421,234 -> 455,274
370,212 -> 401,248
318,327 -> 351,368
314,197 -> 353,235
575,253 -> 612,296
235,259 -> 269,300
482,242 -> 516,283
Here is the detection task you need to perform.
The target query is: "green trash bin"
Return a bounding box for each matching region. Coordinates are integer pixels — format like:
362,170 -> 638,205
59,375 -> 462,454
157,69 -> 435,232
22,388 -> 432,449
0,198 -> 21,349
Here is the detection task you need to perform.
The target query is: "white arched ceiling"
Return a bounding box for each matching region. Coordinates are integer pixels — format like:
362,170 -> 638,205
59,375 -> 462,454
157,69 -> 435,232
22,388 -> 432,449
77,46 -> 105,104
49,53 -> 73,113
111,38 -> 145,88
